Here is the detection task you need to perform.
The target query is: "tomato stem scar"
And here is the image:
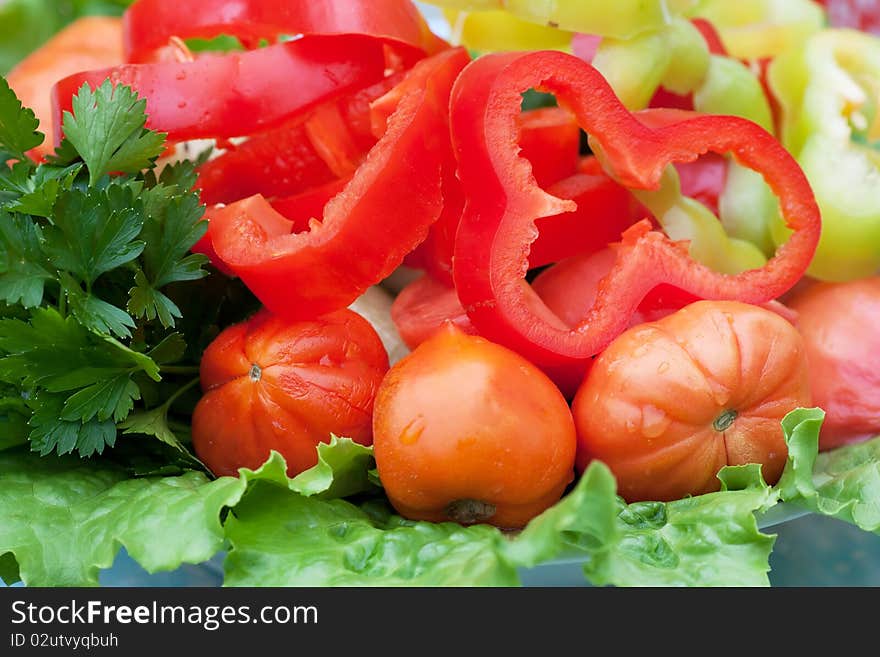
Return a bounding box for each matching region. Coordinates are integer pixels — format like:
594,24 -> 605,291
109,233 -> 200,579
249,363 -> 262,381
444,499 -> 496,524
713,409 -> 738,432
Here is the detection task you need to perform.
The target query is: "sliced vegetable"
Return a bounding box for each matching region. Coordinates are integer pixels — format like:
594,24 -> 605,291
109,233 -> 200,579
408,108 -> 586,284
677,0 -> 825,60
769,28 -> 880,281
422,0 -> 670,41
206,47 -> 470,320
52,35 -> 390,145
450,50 -> 820,367
195,75 -> 400,206
123,0 -> 446,63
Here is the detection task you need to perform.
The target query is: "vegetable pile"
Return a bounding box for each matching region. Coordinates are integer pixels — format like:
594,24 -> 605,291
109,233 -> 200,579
1,0 -> 879,587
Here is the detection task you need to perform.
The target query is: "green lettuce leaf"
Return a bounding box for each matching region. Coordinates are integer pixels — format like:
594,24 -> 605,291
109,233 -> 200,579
224,449 -> 778,587
225,445 -> 518,586
505,462 -> 777,587
288,436 -> 378,499
0,448 -> 245,586
224,483 -> 518,586
778,407 -> 880,533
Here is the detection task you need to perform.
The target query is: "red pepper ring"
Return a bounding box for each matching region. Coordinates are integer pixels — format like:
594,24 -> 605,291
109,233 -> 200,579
123,0 -> 447,63
206,47 -> 472,320
52,34 -> 388,145
450,51 -> 821,367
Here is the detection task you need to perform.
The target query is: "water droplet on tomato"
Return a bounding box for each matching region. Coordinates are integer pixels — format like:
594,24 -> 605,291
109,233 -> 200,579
399,419 -> 424,445
641,405 -> 671,438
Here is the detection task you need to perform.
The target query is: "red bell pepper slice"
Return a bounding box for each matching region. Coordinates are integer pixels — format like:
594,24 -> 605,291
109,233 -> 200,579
52,35 -> 390,145
206,47 -> 471,319
450,51 -> 820,366
269,179 -> 350,232
527,156 -> 647,269
517,107 -> 582,188
196,74 -> 402,205
407,106 -> 583,285
123,0 -> 447,63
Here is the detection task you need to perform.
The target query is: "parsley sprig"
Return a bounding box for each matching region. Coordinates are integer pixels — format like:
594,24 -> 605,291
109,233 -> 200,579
0,76 -> 251,460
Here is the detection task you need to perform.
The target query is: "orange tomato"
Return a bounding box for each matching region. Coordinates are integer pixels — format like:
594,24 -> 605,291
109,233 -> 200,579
372,324 -> 576,529
7,17 -> 124,160
192,308 -> 389,477
786,277 -> 880,450
573,301 -> 811,503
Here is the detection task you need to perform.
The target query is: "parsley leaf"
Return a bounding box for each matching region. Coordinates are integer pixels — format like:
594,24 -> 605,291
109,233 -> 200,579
0,309 -> 162,457
0,76 -> 43,161
0,161 -> 34,206
7,163 -> 82,217
0,308 -> 160,391
43,185 -> 145,286
0,77 -> 246,462
0,382 -> 28,451
0,212 -> 54,307
61,272 -> 137,338
56,80 -> 166,185
61,373 -> 141,424
128,185 -> 208,328
29,394 -> 117,457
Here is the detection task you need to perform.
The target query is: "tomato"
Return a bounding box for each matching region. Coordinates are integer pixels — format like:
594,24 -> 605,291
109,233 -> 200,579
191,308 -> 389,477
573,300 -> 811,503
785,277 -> 880,450
7,17 -> 123,160
372,324 -> 576,529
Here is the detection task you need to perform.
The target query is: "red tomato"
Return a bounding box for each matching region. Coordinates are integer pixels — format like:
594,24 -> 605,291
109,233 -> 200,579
191,308 -> 389,477
573,301 -> 811,503
786,277 -> 880,450
373,324 -> 576,529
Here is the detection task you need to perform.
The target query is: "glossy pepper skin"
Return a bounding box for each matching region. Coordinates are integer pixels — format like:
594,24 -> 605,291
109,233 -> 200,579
206,48 -> 471,320
52,35 -> 389,145
52,0 -> 442,148
590,17 -> 782,260
769,29 -> 880,281
450,50 -> 820,368
407,107 -> 584,285
123,0 -> 446,63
